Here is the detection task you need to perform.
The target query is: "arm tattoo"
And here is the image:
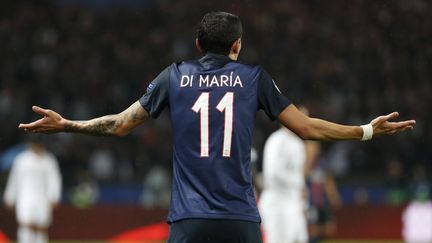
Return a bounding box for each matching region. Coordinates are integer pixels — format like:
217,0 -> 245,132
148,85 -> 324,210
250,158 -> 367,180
63,101 -> 147,136
64,115 -> 123,136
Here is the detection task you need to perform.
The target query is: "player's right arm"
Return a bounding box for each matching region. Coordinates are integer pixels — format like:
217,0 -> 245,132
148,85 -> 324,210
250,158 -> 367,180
18,101 -> 149,136
19,65 -> 171,136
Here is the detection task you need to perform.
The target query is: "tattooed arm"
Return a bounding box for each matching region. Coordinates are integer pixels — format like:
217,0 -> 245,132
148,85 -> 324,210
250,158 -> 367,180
18,101 -> 149,136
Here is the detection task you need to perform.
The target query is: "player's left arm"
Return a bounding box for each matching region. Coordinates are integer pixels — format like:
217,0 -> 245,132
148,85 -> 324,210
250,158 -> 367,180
324,173 -> 342,209
304,140 -> 320,176
47,156 -> 62,207
18,101 -> 149,136
3,158 -> 19,210
278,104 -> 416,141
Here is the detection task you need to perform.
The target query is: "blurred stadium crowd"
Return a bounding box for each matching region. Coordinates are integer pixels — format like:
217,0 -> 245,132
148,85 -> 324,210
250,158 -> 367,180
0,0 -> 431,205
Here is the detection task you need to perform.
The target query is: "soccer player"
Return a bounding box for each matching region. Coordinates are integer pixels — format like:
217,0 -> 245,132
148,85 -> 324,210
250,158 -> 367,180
307,148 -> 342,243
259,107 -> 316,243
18,11 -> 415,243
4,139 -> 62,243
260,126 -> 309,243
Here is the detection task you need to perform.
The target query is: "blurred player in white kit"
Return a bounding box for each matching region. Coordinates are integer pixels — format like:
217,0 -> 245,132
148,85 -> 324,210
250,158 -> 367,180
402,164 -> 432,243
3,139 -> 62,243
259,108 -> 315,243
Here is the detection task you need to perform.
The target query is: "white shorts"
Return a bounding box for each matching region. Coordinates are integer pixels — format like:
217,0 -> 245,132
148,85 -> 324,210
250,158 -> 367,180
259,194 -> 308,243
16,201 -> 52,227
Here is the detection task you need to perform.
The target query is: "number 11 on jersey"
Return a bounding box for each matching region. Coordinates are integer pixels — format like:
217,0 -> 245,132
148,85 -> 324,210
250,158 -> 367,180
192,92 -> 234,157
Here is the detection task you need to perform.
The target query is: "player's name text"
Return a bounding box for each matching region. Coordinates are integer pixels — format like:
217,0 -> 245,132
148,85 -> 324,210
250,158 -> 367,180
180,73 -> 243,88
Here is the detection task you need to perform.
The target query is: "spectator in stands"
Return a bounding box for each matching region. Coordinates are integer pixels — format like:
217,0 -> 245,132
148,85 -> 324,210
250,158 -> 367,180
0,0 -> 429,196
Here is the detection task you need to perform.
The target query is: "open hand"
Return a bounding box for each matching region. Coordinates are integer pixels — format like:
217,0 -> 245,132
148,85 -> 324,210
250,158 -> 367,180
370,112 -> 416,136
18,106 -> 66,133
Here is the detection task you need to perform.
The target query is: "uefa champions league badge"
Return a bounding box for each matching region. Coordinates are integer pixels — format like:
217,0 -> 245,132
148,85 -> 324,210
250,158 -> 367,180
147,82 -> 156,93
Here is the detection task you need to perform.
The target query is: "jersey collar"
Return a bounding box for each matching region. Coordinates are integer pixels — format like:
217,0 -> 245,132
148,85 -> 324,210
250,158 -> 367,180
198,52 -> 233,69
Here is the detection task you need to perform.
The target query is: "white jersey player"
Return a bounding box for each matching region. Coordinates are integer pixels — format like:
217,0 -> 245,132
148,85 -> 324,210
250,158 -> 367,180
403,200 -> 432,243
259,127 -> 308,243
3,141 -> 62,243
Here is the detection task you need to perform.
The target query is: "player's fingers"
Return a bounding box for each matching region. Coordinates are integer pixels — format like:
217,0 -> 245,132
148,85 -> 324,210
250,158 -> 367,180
18,124 -> 38,132
399,126 -> 414,132
18,122 -> 35,129
372,113 -> 393,126
18,118 -> 44,130
32,105 -> 50,117
398,124 -> 414,131
27,126 -> 49,133
387,112 -> 399,120
392,120 -> 416,129
382,112 -> 399,124
405,119 -> 416,126
387,122 -> 415,134
373,112 -> 400,126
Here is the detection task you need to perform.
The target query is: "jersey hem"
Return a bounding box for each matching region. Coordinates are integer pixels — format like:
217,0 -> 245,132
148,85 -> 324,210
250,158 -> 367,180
167,213 -> 261,224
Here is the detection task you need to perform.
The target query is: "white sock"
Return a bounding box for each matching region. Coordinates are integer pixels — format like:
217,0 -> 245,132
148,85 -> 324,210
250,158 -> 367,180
17,226 -> 35,243
35,231 -> 48,243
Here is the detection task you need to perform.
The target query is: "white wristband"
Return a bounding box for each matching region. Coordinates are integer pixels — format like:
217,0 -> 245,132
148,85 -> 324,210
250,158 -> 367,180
360,124 -> 373,141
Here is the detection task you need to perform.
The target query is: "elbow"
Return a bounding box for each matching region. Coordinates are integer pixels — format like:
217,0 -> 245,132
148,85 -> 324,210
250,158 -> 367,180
112,121 -> 130,137
293,118 -> 319,140
289,116 -> 313,140
279,109 -> 318,140
281,122 -> 314,140
112,114 -> 131,137
296,125 -> 313,140
298,127 -> 326,140
115,127 -> 130,137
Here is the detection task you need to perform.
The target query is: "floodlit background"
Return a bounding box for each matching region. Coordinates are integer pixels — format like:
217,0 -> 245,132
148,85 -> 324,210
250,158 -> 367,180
0,0 -> 431,242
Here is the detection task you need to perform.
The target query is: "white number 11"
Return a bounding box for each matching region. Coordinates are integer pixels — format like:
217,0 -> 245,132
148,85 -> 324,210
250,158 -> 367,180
192,92 -> 234,157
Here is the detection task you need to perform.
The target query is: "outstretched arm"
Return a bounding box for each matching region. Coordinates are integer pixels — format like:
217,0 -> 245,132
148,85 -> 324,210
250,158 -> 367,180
278,104 -> 416,140
18,101 -> 149,136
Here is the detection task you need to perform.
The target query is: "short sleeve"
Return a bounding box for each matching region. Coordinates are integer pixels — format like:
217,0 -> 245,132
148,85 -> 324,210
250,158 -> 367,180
257,68 -> 291,120
139,66 -> 171,118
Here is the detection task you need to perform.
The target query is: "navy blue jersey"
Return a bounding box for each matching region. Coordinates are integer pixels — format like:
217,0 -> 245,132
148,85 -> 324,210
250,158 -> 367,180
140,53 -> 291,223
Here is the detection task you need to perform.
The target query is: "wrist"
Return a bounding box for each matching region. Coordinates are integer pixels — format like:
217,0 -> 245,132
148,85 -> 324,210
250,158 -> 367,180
62,119 -> 76,132
360,123 -> 373,141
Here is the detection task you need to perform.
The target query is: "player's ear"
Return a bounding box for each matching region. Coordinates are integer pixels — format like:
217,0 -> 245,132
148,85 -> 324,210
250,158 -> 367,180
231,38 -> 241,54
195,38 -> 204,54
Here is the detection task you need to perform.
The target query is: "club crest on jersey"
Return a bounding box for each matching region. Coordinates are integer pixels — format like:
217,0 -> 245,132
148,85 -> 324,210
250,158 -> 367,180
180,72 -> 243,88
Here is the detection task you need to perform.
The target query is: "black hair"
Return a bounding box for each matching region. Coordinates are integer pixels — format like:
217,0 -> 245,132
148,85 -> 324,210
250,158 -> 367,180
196,11 -> 243,55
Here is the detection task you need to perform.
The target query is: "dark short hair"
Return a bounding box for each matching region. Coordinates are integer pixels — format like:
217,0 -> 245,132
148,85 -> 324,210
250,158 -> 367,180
196,12 -> 243,55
